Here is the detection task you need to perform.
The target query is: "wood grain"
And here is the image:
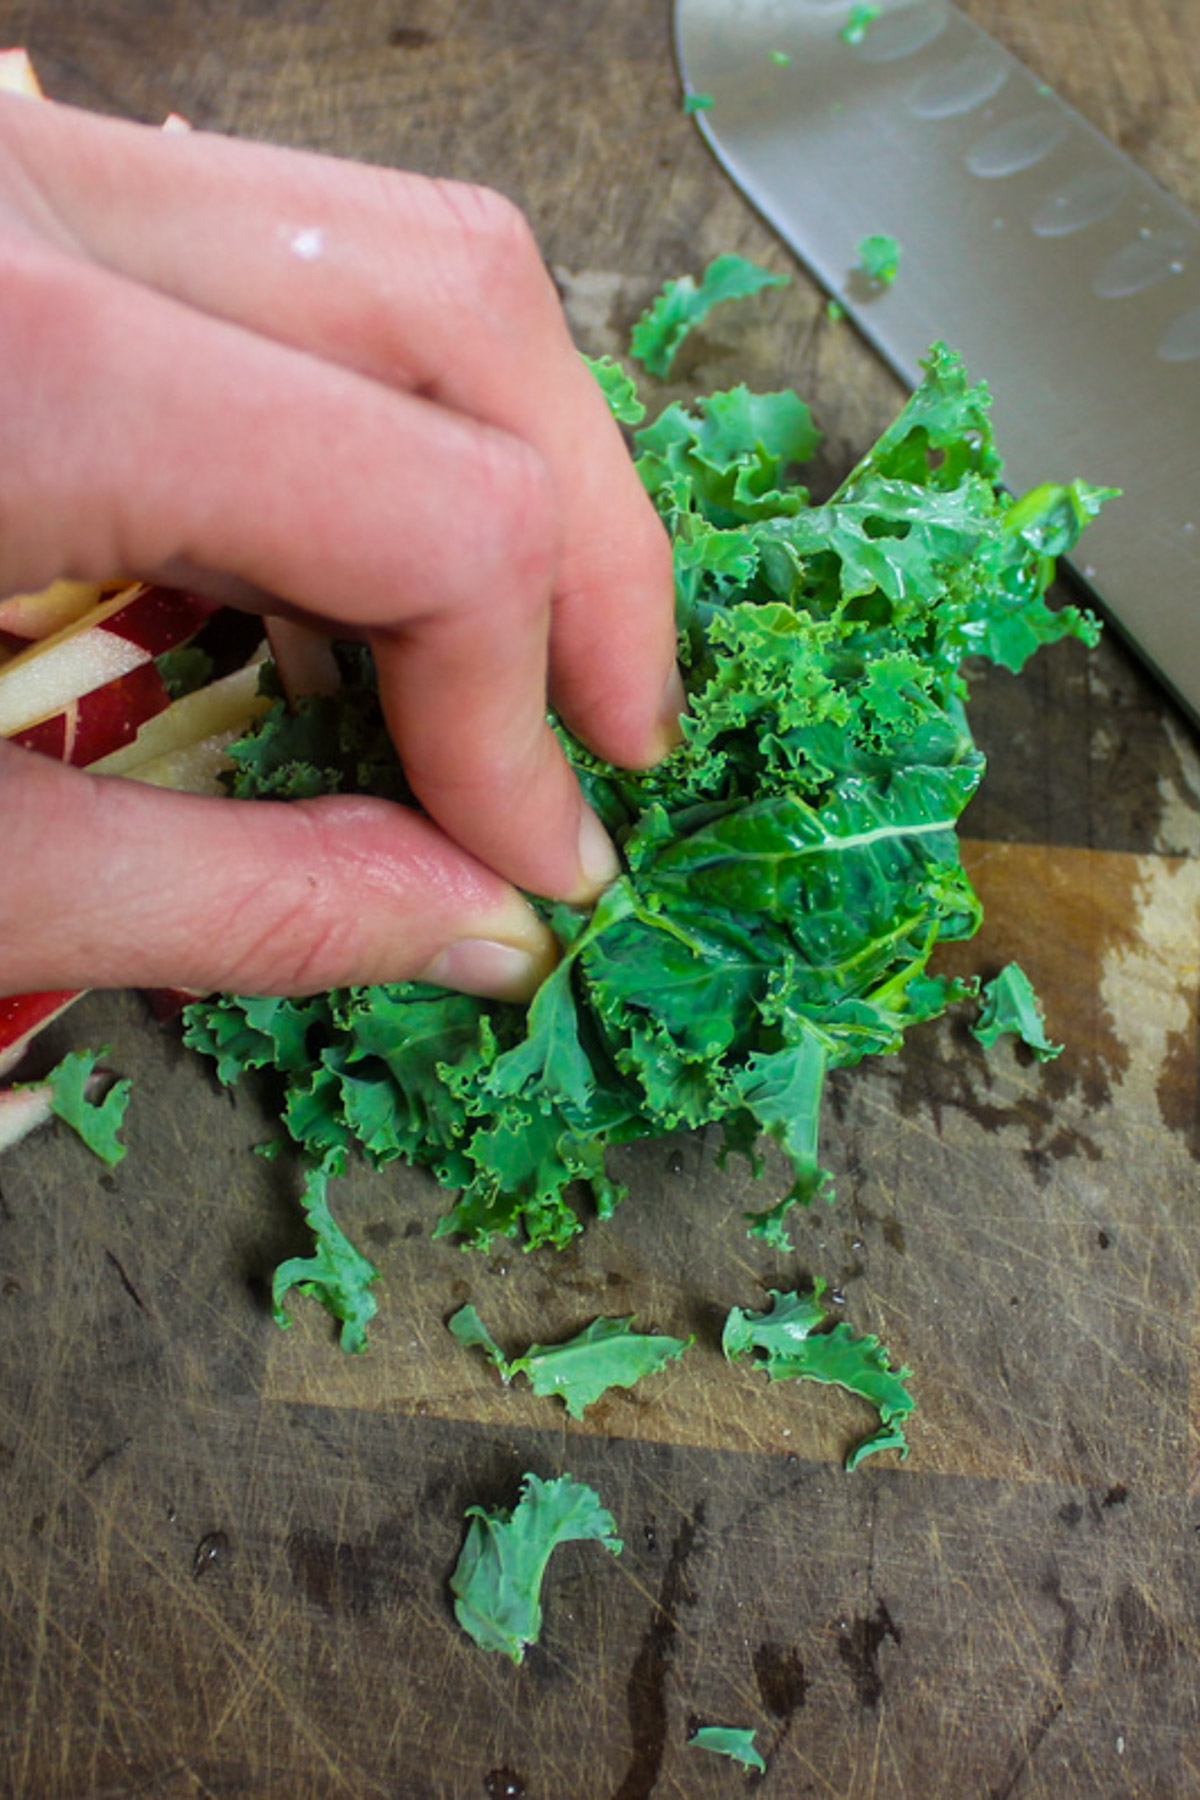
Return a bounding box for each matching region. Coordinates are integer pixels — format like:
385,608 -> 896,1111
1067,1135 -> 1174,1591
1,2 -> 1199,1796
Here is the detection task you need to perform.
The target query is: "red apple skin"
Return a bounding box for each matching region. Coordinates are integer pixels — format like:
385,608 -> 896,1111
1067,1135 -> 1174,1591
107,585 -> 223,659
11,660 -> 171,765
0,991 -> 81,1080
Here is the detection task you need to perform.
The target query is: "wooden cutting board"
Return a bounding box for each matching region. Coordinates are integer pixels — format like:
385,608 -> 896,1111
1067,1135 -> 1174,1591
2,4 -> 1199,1796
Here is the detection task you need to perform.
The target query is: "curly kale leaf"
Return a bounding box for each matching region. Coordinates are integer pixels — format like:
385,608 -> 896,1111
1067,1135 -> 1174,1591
184,340 -> 1104,1332
450,1473 -> 622,1662
630,254 -> 790,378
21,1047 -> 131,1167
723,1282 -> 915,1469
271,1156 -> 379,1353
973,961 -> 1063,1061
448,1305 -> 692,1419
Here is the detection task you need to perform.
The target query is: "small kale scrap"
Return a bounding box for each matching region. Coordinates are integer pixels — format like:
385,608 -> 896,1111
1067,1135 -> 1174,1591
841,1 -> 882,46
854,231 -> 901,289
450,1472 -> 622,1662
15,1047 -> 132,1167
723,1282 -> 915,1470
448,1305 -> 691,1418
271,1155 -> 380,1353
973,961 -> 1063,1061
630,253 -> 790,377
184,340 -> 1107,1347
689,1725 -> 766,1773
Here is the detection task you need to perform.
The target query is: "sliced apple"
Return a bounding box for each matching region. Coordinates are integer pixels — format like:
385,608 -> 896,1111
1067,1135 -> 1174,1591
0,990 -> 80,1081
0,577 -> 119,645
0,584 -> 222,739
0,48 -> 44,98
11,660 -> 171,765
89,655 -> 271,786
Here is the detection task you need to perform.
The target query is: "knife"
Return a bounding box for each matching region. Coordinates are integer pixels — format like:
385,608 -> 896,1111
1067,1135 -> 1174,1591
675,0 -> 1200,727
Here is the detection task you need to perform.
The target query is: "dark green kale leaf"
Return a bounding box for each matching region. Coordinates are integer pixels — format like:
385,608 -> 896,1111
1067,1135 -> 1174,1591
184,341 -> 1105,1338
450,1472 -> 622,1661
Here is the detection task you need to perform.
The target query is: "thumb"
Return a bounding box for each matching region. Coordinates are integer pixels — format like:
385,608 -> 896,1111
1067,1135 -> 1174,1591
0,744 -> 558,1000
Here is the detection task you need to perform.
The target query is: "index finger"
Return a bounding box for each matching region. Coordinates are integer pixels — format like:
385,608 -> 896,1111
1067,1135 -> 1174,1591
1,98 -> 681,771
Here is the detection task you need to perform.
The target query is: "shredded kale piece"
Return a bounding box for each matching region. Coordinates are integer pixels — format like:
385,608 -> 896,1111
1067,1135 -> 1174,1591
630,254 -> 790,378
841,1 -> 882,45
682,91 -> 714,114
973,961 -> 1063,1061
450,1472 -> 622,1662
271,1155 -> 380,1352
723,1282 -> 915,1470
689,1725 -> 767,1773
855,232 -> 901,288
155,644 -> 214,700
448,1304 -> 691,1418
20,1047 -> 131,1167
184,340 -> 1106,1335
580,353 -> 646,426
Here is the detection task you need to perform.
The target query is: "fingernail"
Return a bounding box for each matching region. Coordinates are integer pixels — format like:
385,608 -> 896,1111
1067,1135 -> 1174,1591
577,803 -> 621,896
419,937 -> 548,1002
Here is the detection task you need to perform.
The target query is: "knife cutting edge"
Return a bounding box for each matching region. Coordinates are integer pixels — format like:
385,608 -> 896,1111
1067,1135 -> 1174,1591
675,0 -> 1200,727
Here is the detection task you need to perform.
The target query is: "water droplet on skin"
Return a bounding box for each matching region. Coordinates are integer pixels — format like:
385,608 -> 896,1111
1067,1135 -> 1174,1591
290,226 -> 325,261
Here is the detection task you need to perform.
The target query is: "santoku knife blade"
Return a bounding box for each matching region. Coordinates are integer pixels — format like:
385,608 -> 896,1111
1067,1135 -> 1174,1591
675,0 -> 1200,725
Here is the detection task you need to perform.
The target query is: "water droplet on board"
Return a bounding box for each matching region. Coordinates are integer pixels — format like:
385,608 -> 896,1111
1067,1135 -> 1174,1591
967,110 -> 1070,177
907,51 -> 1008,119
1030,166 -> 1128,237
1093,231 -> 1188,298
192,1530 -> 230,1579
483,1771 -> 526,1800
855,1 -> 950,64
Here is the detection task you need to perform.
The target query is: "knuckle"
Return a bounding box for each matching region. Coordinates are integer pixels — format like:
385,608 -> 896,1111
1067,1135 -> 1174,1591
427,176 -> 550,313
463,429 -> 559,611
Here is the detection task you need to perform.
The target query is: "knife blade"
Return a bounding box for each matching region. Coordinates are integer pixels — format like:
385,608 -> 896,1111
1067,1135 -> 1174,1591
675,0 -> 1200,725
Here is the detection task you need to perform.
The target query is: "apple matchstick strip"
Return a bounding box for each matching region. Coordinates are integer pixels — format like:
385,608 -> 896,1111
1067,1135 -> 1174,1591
0,586 -> 222,737
0,46 -> 44,97
0,578 -> 119,646
10,661 -> 172,765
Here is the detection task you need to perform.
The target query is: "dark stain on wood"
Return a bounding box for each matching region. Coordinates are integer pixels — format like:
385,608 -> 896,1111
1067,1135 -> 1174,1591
612,1504 -> 705,1800
387,25 -> 434,49
754,1639 -> 809,1718
837,1600 -> 902,1709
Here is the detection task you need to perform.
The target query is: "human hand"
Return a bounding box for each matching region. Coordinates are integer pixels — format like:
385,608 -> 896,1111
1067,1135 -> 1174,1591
0,92 -> 680,1002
